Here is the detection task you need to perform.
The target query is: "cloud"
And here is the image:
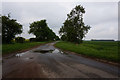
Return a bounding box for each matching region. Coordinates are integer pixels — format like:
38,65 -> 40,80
84,21 -> 118,40
2,2 -> 118,40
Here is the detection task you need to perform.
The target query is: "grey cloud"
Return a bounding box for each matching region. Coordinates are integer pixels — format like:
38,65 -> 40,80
2,2 -> 118,40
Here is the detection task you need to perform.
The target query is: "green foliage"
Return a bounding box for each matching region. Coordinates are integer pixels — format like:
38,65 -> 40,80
2,15 -> 23,43
54,36 -> 60,41
61,35 -> 67,41
29,38 -> 36,42
55,41 -> 119,62
59,5 -> 90,43
15,37 -> 25,43
29,20 -> 57,41
2,42 -> 46,54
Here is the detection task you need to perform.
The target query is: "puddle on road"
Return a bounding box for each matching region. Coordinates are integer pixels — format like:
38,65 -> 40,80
15,51 -> 35,60
4,52 -> 28,59
15,51 -> 28,57
14,48 -> 69,59
34,49 -> 68,55
25,57 -> 34,60
52,49 -> 59,53
34,49 -> 54,54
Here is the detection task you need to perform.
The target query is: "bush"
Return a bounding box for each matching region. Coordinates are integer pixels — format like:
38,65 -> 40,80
29,38 -> 36,42
15,37 -> 25,43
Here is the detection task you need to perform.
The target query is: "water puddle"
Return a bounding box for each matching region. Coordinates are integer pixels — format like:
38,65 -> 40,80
34,48 -> 68,55
29,57 -> 34,59
52,49 -> 59,53
15,51 -> 28,57
4,52 -> 26,59
34,49 -> 54,54
25,57 -> 34,60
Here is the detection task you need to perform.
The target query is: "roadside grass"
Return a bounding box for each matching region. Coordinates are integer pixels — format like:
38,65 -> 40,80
55,41 -> 119,62
2,42 -> 46,54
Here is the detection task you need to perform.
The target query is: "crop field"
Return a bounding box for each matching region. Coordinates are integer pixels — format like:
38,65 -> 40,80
55,41 -> 119,62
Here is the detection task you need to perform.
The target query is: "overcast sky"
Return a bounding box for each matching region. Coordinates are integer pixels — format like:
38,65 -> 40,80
2,2 -> 118,40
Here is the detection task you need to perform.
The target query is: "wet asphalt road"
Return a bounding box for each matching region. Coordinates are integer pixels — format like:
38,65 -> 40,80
2,42 -> 119,78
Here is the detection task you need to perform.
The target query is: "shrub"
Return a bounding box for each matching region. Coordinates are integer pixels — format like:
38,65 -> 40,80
15,37 -> 25,43
29,38 -> 36,42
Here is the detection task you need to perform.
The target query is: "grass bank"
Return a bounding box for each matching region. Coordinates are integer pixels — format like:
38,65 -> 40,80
2,42 -> 46,54
55,41 -> 119,62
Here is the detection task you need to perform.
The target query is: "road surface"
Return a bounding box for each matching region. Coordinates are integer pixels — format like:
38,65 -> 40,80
2,42 -> 119,78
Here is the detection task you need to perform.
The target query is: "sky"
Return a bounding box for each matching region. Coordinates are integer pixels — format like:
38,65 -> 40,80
2,1 -> 118,40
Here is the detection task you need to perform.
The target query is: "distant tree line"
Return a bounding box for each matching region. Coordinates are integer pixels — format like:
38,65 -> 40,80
1,15 -> 59,44
91,39 -> 115,41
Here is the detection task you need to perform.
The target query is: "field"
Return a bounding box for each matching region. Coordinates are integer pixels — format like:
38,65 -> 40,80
2,42 -> 46,54
55,41 -> 119,62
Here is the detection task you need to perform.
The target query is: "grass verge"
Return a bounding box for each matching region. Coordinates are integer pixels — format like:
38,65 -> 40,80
2,42 -> 46,54
55,41 -> 119,62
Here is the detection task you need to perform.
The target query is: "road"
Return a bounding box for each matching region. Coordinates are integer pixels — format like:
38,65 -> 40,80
2,42 -> 119,78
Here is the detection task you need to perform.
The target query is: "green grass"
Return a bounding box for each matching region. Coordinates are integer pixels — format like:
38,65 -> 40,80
2,42 -> 46,54
55,41 -> 119,62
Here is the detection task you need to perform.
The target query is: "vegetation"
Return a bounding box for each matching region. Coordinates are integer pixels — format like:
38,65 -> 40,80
2,42 -> 46,54
29,20 -> 59,41
59,5 -> 90,43
2,5 -> 117,64
1,15 -> 58,54
2,14 -> 23,44
29,38 -> 36,42
15,37 -> 25,43
55,41 -> 119,62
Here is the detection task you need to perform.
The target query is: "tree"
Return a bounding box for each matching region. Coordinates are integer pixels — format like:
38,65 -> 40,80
29,20 -> 57,41
55,36 -> 60,41
2,15 -> 23,43
61,35 -> 67,41
59,5 -> 90,43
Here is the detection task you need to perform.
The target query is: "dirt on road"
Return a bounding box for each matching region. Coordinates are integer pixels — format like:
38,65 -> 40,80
2,42 -> 119,78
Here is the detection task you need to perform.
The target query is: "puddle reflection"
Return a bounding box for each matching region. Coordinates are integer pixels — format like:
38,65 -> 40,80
34,49 -> 67,55
15,52 -> 27,57
15,48 -> 68,58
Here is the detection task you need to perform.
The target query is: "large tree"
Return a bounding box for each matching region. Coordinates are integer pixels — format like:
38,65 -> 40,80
29,20 -> 58,41
2,15 -> 23,43
59,5 -> 90,43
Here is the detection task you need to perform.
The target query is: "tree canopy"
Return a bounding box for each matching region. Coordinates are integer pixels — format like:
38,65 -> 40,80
2,15 -> 23,43
59,5 -> 90,43
29,20 -> 59,41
